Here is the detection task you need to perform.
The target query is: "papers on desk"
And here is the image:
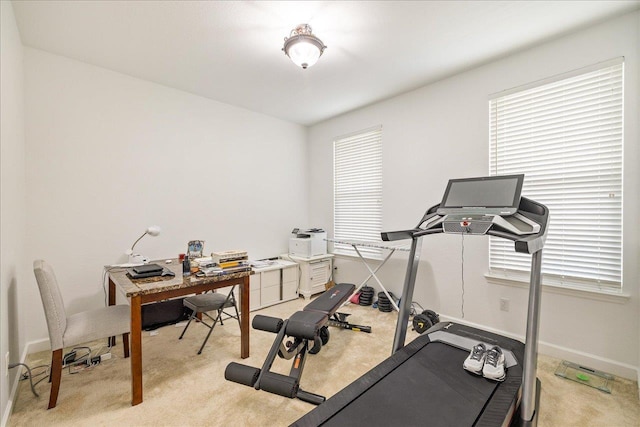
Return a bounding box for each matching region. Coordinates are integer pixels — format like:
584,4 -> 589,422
249,259 -> 279,268
193,256 -> 216,269
197,266 -> 224,277
197,264 -> 251,277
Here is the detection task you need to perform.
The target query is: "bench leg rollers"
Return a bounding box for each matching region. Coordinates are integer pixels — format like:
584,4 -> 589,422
260,372 -> 299,398
252,315 -> 284,333
225,362 -> 260,387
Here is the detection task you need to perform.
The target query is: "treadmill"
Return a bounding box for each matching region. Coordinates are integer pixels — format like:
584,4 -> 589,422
293,175 -> 548,427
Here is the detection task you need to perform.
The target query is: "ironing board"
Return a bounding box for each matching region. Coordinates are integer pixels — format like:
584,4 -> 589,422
326,238 -> 410,312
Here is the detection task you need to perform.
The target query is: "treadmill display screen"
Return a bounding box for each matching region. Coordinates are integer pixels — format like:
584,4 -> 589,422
437,174 -> 524,216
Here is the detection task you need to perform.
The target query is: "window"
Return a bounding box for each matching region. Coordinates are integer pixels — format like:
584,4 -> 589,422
333,126 -> 383,258
489,59 -> 623,292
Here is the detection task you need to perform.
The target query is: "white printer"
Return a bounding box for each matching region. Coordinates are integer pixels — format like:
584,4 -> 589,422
289,228 -> 327,258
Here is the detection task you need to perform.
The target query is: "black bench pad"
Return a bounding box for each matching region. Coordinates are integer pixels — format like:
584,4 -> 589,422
303,283 -> 356,314
286,311 -> 329,339
285,283 -> 356,339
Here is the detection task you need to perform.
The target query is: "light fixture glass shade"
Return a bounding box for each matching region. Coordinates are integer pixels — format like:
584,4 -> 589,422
287,39 -> 322,69
283,24 -> 326,69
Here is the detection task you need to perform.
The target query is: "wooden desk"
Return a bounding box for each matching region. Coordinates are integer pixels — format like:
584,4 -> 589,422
108,260 -> 250,406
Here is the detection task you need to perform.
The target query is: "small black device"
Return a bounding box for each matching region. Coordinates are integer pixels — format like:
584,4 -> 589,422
133,264 -> 163,274
128,263 -> 164,279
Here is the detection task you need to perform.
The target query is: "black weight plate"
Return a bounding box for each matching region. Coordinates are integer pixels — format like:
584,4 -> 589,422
412,314 -> 433,334
423,310 -> 440,325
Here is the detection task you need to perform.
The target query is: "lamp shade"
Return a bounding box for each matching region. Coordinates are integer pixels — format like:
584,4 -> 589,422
146,225 -> 161,236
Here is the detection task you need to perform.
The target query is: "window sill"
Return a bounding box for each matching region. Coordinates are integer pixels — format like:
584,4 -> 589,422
485,273 -> 631,304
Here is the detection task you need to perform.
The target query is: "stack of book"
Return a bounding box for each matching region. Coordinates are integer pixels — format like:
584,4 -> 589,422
197,250 -> 250,277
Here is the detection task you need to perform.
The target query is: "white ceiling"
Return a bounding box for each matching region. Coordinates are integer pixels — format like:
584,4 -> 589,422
11,1 -> 639,126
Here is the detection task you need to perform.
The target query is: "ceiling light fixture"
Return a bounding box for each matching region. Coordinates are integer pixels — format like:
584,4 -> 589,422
282,24 -> 326,69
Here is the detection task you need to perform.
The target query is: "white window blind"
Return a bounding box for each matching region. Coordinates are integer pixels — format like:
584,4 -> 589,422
489,59 -> 623,291
334,126 -> 383,258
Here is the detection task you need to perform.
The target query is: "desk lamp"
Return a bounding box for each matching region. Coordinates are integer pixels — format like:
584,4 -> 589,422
126,225 -> 161,264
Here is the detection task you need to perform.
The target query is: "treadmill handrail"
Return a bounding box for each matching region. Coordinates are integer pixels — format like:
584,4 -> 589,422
488,198 -> 548,254
380,229 -> 414,242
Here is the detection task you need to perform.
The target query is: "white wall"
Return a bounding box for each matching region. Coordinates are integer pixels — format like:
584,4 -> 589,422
0,1 -> 26,424
308,11 -> 640,379
22,48 -> 309,345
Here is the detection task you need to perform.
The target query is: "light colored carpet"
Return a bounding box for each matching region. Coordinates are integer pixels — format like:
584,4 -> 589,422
9,297 -> 639,426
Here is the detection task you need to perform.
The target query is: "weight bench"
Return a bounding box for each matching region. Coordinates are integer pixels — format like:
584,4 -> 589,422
225,283 -> 360,405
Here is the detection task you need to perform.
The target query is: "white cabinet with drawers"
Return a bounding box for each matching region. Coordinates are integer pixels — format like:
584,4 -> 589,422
248,260 -> 299,311
281,254 -> 334,300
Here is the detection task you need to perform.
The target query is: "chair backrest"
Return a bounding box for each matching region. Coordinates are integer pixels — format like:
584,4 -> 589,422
33,260 -> 67,351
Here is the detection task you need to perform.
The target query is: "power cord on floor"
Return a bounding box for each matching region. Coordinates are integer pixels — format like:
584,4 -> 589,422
8,363 -> 42,397
64,346 -> 92,373
8,344 -> 115,399
64,344 -> 115,373
410,301 -> 425,317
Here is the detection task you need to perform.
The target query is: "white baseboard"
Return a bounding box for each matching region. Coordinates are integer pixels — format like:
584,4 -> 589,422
1,338 -> 51,427
25,338 -> 50,355
1,341 -> 37,427
440,315 -> 638,381
0,392 -> 15,427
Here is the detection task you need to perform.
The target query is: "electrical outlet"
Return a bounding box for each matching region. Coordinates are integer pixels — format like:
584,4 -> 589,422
500,298 -> 510,312
5,352 -> 9,377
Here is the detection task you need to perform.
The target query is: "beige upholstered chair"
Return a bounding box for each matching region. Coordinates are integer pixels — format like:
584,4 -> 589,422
33,260 -> 131,409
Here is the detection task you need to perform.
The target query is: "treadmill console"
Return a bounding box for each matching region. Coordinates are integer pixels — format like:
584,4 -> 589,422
397,175 -> 545,240
437,174 -> 524,216
429,174 -> 540,236
442,214 -> 494,235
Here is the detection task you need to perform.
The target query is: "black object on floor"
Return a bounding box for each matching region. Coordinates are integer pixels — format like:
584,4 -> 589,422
358,286 -> 375,306
412,309 -> 440,334
142,298 -> 190,331
377,291 -> 395,312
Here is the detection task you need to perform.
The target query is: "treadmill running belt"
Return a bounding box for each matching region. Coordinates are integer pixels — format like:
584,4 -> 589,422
322,342 -> 499,426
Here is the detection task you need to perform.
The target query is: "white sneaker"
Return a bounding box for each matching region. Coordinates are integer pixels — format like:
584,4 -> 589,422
463,343 -> 487,375
483,346 -> 506,382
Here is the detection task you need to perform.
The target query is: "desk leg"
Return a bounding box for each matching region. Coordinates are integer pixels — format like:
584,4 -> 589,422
108,278 -> 116,347
240,276 -> 250,358
131,295 -> 143,405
